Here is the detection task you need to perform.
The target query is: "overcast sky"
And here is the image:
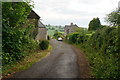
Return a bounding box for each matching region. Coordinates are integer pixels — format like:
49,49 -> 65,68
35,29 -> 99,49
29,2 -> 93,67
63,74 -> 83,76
33,0 -> 119,28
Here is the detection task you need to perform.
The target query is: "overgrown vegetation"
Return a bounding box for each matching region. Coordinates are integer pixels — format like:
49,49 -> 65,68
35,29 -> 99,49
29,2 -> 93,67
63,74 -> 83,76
53,31 -> 64,39
2,2 -> 36,65
39,40 -> 49,50
66,27 -> 119,78
2,2 -> 50,66
65,8 -> 120,78
2,46 -> 52,77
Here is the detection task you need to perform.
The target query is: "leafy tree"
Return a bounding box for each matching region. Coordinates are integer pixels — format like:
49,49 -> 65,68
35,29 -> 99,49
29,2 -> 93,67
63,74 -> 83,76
88,17 -> 101,31
2,2 -> 33,28
106,8 -> 120,26
2,2 -> 38,65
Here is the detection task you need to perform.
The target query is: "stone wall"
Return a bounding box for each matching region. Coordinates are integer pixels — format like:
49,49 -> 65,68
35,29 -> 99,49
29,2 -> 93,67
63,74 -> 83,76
64,24 -> 79,36
35,27 -> 47,40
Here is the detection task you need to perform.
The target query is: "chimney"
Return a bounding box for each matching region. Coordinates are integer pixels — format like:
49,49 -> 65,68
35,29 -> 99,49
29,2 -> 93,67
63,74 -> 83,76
71,22 -> 73,26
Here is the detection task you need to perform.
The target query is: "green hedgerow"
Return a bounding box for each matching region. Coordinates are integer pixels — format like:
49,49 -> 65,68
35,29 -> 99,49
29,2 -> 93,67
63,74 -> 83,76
39,40 -> 49,50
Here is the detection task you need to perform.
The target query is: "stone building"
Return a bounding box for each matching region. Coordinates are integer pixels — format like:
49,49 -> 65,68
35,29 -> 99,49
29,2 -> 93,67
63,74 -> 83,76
64,23 -> 79,36
35,21 -> 47,40
27,10 -> 47,40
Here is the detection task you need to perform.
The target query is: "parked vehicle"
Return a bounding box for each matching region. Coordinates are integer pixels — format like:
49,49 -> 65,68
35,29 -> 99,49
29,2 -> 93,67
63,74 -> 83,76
58,37 -> 63,41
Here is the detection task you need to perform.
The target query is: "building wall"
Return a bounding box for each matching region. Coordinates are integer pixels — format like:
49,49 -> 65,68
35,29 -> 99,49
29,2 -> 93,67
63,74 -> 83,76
35,28 -> 47,40
23,19 -> 39,28
64,25 -> 79,36
28,19 -> 39,27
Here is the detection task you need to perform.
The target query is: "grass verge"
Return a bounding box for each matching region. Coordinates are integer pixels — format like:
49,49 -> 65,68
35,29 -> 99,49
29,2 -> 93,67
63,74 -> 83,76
2,45 -> 52,78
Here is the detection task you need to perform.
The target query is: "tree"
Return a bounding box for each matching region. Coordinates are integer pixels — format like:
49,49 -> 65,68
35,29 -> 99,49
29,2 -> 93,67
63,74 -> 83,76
2,2 -> 33,28
106,8 -> 120,26
2,2 -> 35,64
88,17 -> 101,31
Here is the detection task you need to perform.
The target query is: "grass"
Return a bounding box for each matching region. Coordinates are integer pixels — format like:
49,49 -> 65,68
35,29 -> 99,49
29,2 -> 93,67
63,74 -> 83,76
2,45 -> 52,78
48,30 -> 55,36
46,25 -> 65,37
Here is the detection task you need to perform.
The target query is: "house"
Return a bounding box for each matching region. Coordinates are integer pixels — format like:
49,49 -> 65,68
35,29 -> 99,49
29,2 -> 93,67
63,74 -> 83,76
27,10 -> 40,27
27,10 -> 47,40
35,21 -> 47,40
64,23 -> 79,36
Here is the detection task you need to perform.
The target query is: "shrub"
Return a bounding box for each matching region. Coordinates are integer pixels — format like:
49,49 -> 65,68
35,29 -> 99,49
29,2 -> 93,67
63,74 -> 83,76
53,31 -> 64,39
66,32 -> 79,43
88,27 -> 118,55
2,27 -> 39,65
66,26 -> 119,78
39,40 -> 49,50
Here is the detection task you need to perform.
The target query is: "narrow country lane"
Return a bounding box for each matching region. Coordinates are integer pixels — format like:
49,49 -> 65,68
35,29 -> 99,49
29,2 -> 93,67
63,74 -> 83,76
13,39 -> 80,78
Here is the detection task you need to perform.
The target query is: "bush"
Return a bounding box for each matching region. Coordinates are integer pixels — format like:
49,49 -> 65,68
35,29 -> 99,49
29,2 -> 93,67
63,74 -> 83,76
88,27 -> 119,54
66,27 -> 119,78
39,40 -> 49,50
66,32 -> 79,43
66,32 -> 90,44
2,26 -> 39,65
53,32 -> 64,39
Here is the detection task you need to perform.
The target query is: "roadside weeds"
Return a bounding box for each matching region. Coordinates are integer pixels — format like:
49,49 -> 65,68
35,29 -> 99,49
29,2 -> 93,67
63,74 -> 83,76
2,45 -> 52,78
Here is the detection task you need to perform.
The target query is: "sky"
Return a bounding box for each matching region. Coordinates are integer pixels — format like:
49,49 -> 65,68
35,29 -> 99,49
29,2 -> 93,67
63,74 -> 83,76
33,0 -> 120,28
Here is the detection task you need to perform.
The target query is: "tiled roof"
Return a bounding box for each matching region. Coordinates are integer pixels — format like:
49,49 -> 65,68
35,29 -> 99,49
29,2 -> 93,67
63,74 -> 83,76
27,10 -> 40,19
38,21 -> 46,28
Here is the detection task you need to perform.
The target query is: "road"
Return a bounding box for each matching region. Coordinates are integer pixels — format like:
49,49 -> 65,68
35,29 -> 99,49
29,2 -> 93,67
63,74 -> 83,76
13,39 -> 80,78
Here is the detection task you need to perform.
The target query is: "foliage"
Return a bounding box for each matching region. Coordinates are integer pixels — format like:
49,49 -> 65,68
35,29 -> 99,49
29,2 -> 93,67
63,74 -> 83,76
65,27 -> 119,78
79,40 -> 119,78
66,32 -> 79,43
2,2 -> 40,65
3,45 -> 52,77
39,40 -> 49,50
88,27 -> 119,55
66,28 -> 91,44
106,8 -> 120,26
53,32 -> 64,39
31,27 -> 38,39
2,26 -> 39,64
88,17 -> 102,31
65,6 -> 120,78
2,2 -> 33,28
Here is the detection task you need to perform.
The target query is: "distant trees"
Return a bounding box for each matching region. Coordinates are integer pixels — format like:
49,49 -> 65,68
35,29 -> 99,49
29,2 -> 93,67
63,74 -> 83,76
106,8 -> 120,26
88,17 -> 101,31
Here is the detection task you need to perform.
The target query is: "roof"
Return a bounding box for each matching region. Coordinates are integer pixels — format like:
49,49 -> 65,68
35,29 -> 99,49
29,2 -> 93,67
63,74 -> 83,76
65,24 -> 79,28
65,25 -> 71,27
27,10 -> 40,19
38,21 -> 46,28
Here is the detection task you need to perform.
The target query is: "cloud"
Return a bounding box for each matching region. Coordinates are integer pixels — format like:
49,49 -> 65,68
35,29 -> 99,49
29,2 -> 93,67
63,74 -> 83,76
33,0 -> 119,28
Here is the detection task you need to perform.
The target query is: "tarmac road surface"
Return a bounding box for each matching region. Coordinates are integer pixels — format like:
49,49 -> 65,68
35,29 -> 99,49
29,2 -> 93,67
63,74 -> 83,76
13,39 -> 79,78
